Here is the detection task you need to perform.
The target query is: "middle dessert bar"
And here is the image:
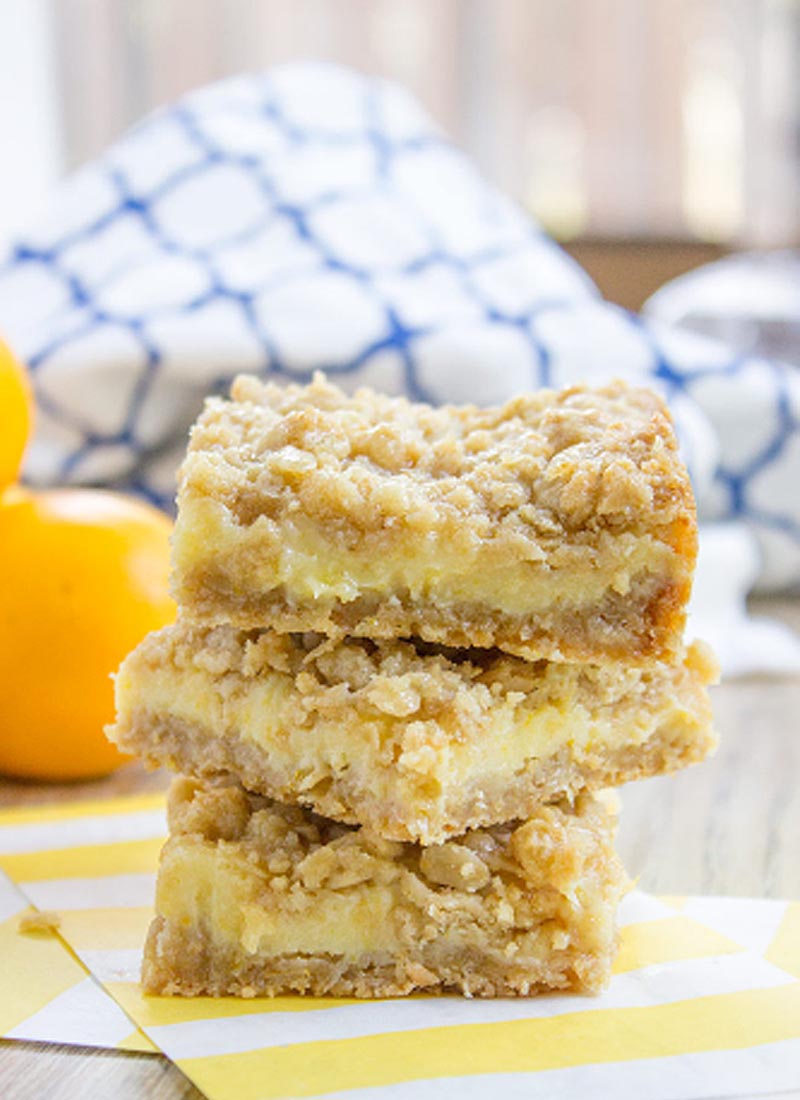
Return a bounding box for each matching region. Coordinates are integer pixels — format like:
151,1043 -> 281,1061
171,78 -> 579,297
111,622 -> 717,845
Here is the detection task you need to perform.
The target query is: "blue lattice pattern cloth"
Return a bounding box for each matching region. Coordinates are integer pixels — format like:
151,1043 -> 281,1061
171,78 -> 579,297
0,63 -> 797,591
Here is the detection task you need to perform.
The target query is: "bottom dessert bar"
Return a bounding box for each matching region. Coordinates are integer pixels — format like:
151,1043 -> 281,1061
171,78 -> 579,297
143,778 -> 628,999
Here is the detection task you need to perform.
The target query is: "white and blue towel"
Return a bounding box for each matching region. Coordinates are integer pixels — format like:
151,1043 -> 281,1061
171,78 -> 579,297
0,62 -> 798,612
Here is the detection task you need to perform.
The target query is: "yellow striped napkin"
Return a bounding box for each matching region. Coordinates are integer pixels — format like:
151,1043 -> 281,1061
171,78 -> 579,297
0,795 -> 159,1053
0,794 -> 798,1100
0,867 -> 153,1051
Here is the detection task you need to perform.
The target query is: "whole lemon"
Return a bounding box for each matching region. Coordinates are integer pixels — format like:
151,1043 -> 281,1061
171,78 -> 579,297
0,338 -> 33,491
0,486 -> 175,780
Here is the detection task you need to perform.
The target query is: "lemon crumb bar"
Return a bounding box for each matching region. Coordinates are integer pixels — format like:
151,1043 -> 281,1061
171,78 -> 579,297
171,374 -> 696,665
143,777 -> 627,998
111,623 -> 717,845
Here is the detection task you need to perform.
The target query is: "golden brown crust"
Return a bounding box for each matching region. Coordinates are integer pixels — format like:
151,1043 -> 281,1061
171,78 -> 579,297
171,374 -> 697,664
111,624 -> 717,843
174,576 -> 690,666
142,779 -> 628,998
143,917 -> 611,998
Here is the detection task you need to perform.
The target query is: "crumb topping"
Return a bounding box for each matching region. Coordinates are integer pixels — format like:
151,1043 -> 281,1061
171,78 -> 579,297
181,373 -> 693,547
147,620 -> 713,740
166,776 -> 615,900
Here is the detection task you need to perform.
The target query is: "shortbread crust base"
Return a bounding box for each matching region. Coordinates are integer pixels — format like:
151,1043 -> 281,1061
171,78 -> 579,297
175,568 -> 690,666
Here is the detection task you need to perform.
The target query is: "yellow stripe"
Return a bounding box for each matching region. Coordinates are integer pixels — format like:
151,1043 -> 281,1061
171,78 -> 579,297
108,982 -> 363,1028
179,983 -> 800,1100
0,792 -> 165,826
614,916 -> 742,974
766,902 -> 800,979
0,908 -> 85,1035
0,837 -> 162,882
117,1029 -> 159,1053
58,907 -> 153,952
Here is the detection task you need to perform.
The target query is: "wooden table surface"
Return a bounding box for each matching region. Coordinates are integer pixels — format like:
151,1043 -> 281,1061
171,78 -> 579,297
1,597 -> 798,1100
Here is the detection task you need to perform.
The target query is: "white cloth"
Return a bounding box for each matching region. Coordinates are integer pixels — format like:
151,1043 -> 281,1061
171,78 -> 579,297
688,524 -> 800,677
0,62 -> 796,673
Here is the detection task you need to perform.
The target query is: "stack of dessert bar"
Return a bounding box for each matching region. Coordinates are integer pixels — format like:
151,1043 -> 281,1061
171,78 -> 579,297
110,374 -> 717,999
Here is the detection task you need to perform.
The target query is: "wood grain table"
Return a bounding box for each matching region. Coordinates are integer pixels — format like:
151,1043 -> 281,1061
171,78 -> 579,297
1,596 -> 798,1100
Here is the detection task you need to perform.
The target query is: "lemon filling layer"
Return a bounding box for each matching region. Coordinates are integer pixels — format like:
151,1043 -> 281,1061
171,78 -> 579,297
175,498 -> 677,615
115,656 -> 699,804
158,842 -> 399,957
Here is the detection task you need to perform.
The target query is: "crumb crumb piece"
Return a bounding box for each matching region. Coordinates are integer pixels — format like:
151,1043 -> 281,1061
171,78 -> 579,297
18,909 -> 61,934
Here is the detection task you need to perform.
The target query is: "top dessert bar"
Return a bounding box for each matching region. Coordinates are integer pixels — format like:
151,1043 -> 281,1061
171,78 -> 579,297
172,374 -> 696,664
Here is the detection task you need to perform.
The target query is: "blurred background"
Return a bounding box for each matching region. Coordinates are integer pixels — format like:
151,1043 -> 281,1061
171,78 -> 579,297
3,0 -> 799,310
